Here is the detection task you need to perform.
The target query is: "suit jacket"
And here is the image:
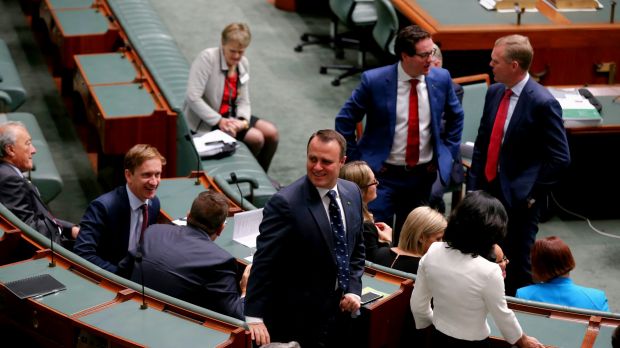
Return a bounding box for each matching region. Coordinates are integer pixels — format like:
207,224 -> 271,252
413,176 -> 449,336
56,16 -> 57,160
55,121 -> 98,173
0,161 -> 73,242
130,224 -> 245,319
73,186 -> 160,275
183,46 -> 251,134
244,177 -> 365,342
516,277 -> 609,312
335,63 -> 464,185
467,79 -> 571,207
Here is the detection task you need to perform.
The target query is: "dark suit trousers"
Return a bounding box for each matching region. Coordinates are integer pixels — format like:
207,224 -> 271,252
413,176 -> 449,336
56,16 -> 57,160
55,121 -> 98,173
488,180 -> 541,296
265,289 -> 356,348
369,163 -> 436,242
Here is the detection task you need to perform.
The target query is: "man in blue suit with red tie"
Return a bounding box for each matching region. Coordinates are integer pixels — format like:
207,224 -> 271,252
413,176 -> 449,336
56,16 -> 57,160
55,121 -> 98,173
335,25 -> 464,241
467,35 -> 570,295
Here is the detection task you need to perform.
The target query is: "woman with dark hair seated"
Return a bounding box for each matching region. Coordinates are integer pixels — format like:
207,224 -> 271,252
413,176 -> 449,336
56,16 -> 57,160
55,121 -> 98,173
339,161 -> 392,262
375,206 -> 446,274
516,236 -> 609,312
410,191 -> 543,348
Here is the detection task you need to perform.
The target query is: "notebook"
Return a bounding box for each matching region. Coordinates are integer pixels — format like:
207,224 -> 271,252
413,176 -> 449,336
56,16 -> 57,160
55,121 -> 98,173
3,273 -> 66,299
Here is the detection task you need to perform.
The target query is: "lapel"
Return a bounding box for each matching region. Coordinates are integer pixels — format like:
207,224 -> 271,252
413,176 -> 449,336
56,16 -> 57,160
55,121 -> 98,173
337,181 -> 357,252
305,178 -> 337,261
503,79 -> 532,144
385,64 -> 398,140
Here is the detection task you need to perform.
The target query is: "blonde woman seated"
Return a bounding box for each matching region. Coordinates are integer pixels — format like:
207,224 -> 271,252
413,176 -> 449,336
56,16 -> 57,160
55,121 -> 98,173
375,206 -> 446,274
339,161 -> 392,262
184,23 -> 279,171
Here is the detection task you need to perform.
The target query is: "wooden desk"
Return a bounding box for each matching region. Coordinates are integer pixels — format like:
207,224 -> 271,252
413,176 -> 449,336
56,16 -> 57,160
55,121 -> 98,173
553,86 -> 620,218
39,1 -> 119,71
74,52 -> 177,177
392,0 -> 620,84
0,252 -> 249,347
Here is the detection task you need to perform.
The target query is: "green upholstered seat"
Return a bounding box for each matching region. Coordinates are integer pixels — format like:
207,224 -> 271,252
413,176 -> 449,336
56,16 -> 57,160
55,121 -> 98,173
0,39 -> 27,112
459,80 -> 489,162
107,0 -> 276,208
1,113 -> 63,203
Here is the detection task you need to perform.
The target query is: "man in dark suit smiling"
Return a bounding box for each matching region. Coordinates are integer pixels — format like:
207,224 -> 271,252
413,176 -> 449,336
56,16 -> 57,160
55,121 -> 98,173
245,129 -> 365,347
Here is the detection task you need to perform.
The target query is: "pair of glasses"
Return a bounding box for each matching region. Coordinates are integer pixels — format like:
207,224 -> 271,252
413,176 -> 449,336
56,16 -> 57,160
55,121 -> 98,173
414,47 -> 437,59
363,180 -> 379,188
497,255 -> 509,264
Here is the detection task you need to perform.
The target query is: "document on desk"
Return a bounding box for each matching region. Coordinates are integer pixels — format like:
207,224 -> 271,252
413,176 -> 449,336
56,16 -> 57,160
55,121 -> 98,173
548,87 -> 602,127
192,129 -> 237,158
233,208 -> 263,248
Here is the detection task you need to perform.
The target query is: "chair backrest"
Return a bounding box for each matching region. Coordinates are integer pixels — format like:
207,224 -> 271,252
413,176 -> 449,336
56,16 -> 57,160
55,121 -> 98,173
330,0 -> 377,27
372,0 -> 399,56
453,74 -> 490,147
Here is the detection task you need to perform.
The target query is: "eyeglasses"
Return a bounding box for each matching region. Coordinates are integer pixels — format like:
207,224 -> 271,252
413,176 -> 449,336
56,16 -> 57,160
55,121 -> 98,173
497,255 -> 509,264
414,47 -> 437,59
362,180 -> 379,188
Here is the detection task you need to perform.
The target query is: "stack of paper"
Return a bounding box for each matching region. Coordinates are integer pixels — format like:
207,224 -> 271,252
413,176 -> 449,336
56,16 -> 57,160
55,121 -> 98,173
192,129 -> 237,158
548,87 -> 603,127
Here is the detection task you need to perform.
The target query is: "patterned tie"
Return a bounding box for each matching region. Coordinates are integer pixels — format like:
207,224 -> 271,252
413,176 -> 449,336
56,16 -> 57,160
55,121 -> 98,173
326,190 -> 350,292
485,89 -> 513,182
406,79 -> 420,167
139,203 -> 149,243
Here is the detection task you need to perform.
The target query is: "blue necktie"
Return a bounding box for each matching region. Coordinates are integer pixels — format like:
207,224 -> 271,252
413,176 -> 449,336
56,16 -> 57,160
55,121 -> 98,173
327,190 -> 350,292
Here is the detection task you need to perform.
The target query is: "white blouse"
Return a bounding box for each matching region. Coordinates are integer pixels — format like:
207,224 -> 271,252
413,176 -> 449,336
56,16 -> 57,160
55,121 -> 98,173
410,242 -> 523,344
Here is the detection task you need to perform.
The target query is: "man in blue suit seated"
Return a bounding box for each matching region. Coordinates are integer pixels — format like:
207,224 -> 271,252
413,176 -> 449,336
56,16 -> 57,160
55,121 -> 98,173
516,236 -> 609,312
131,191 -> 249,320
74,144 -> 165,276
245,130 -> 365,347
467,35 -> 570,295
335,25 -> 464,241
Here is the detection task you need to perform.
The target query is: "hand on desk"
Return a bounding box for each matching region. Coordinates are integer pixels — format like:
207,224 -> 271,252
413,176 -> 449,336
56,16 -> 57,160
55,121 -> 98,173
248,322 -> 270,346
375,222 -> 392,244
340,293 -> 361,313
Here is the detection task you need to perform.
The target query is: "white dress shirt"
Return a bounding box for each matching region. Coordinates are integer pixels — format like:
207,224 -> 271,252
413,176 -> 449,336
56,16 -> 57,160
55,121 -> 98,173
410,242 -> 523,344
386,62 -> 432,166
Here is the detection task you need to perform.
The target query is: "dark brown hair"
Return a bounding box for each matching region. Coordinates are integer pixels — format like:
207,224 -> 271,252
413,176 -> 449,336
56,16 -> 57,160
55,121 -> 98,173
307,129 -> 346,159
187,191 -> 229,236
394,25 -> 431,60
531,236 -> 575,283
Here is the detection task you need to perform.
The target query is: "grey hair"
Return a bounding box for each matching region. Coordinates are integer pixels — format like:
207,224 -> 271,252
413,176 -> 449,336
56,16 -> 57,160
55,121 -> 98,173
0,121 -> 25,158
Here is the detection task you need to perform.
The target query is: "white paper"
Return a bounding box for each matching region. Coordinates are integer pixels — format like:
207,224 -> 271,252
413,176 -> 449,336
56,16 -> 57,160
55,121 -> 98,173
233,208 -> 263,248
192,129 -> 237,157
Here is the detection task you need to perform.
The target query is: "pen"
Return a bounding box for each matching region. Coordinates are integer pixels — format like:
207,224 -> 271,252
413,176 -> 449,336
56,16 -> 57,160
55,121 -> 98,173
31,289 -> 62,300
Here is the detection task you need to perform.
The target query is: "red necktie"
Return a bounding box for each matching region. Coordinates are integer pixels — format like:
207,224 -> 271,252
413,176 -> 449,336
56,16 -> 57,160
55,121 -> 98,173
406,79 -> 420,167
485,89 -> 513,182
139,204 -> 149,243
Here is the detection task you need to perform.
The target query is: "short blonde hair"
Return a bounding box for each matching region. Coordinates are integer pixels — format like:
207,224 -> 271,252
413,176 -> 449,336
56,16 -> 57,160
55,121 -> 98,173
495,34 -> 533,71
221,23 -> 251,47
398,206 -> 447,254
124,144 -> 166,173
339,161 -> 374,221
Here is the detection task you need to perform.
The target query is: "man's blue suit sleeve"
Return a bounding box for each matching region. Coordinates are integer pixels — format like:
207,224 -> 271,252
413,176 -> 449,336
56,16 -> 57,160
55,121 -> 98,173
74,200 -> 118,274
335,72 -> 373,161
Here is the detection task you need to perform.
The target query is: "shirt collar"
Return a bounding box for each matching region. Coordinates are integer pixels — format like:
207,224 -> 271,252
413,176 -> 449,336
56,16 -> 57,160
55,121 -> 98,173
126,184 -> 149,210
316,184 -> 339,199
397,61 -> 425,83
507,73 -> 529,97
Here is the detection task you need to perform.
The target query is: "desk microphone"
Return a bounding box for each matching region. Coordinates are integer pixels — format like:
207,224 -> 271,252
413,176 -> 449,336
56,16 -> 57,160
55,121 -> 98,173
230,172 -> 244,206
135,250 -> 148,310
184,133 -> 202,185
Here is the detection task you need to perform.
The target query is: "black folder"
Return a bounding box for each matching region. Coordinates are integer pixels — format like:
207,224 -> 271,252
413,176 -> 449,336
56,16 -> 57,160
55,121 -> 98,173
3,273 -> 66,299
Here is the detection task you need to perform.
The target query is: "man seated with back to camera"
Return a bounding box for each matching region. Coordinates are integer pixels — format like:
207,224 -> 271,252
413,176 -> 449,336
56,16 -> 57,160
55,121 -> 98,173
131,191 -> 249,320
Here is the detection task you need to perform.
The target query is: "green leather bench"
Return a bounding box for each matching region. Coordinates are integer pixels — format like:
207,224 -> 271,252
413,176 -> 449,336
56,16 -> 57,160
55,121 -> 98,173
1,113 -> 63,203
0,39 -> 27,112
106,0 -> 276,209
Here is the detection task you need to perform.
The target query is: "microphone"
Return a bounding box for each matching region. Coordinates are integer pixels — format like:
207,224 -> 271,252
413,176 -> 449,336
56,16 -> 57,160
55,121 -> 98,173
230,172 -> 244,206
184,133 -> 202,185
135,250 -> 148,310
48,226 -> 56,268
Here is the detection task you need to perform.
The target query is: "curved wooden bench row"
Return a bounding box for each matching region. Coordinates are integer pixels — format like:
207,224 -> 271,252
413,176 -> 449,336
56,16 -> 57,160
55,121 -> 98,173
0,203 -> 250,348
